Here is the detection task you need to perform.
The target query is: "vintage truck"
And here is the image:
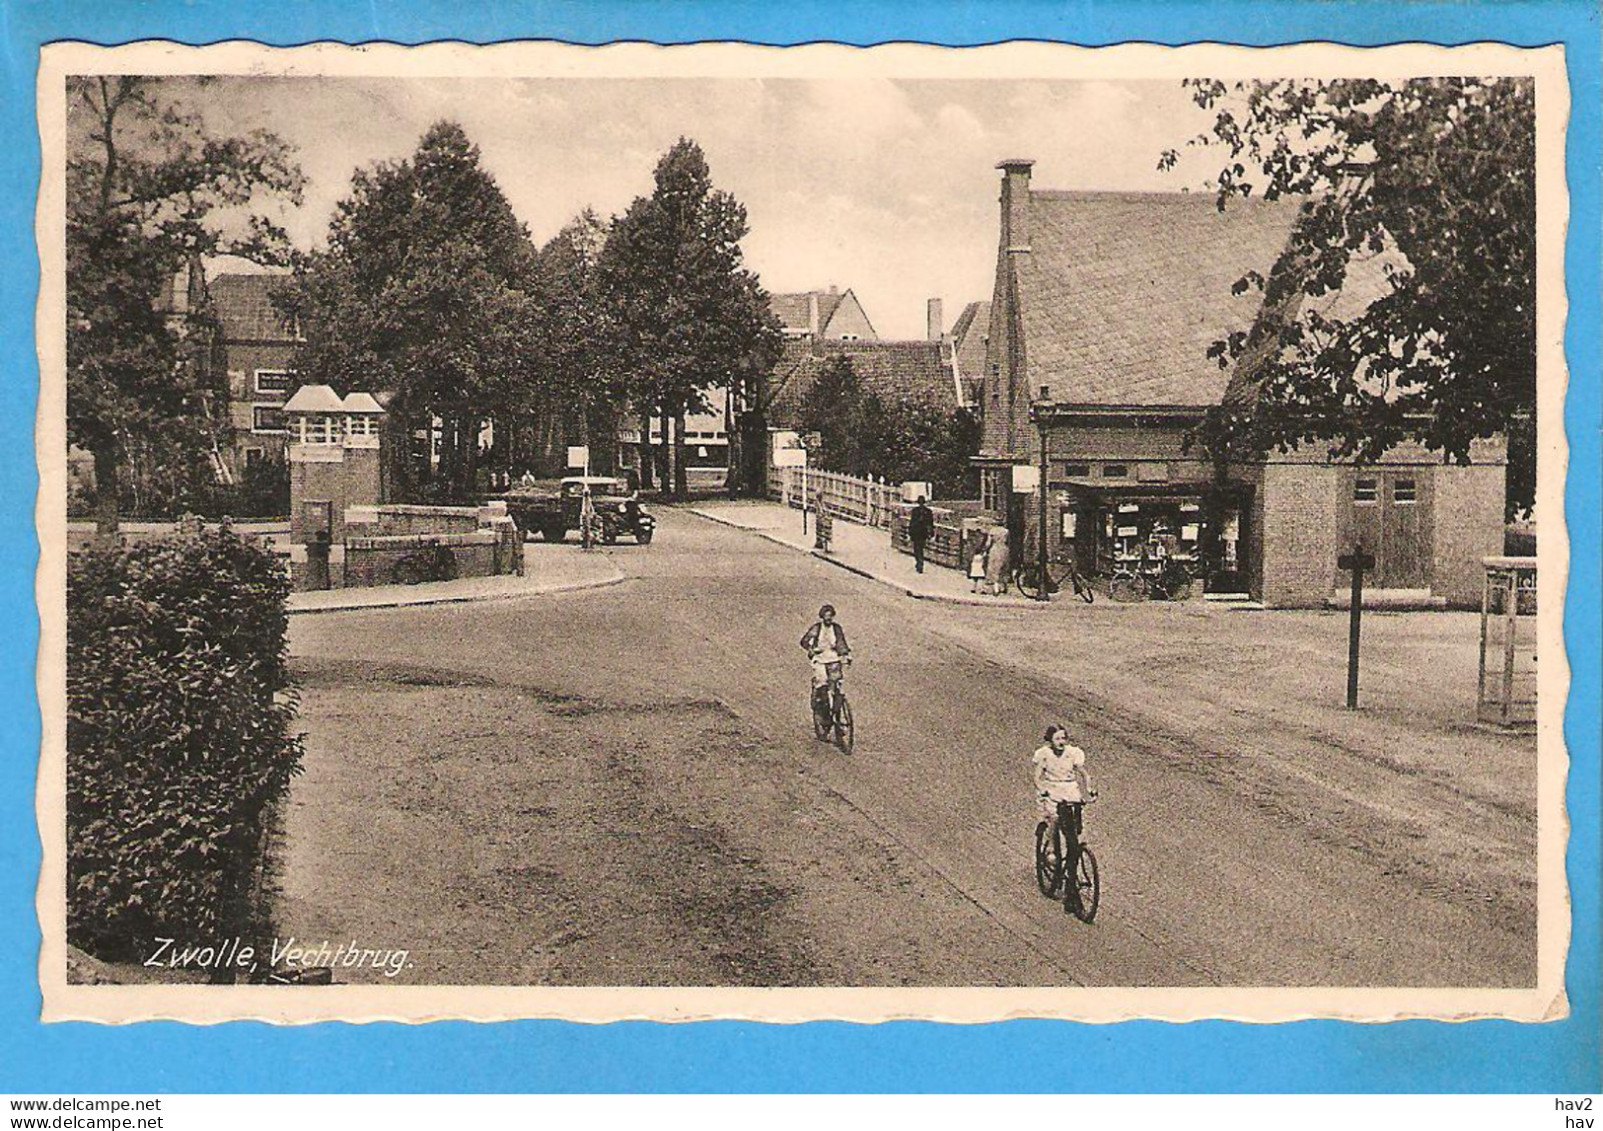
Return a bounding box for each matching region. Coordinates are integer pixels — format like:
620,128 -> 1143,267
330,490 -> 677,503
500,476 -> 654,545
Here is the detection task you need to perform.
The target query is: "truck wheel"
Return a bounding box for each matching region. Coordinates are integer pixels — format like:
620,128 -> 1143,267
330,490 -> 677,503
542,523 -> 566,543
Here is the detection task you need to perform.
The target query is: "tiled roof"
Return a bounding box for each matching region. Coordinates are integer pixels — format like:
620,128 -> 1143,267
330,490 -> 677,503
1221,234 -> 1409,407
768,339 -> 954,427
208,272 -> 297,342
283,384 -> 343,413
950,300 -> 990,378
770,290 -> 845,334
1019,191 -> 1303,406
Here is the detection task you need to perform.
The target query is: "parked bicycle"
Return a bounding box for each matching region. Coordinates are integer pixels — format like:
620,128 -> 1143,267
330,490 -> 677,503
1107,554 -> 1193,602
1015,550 -> 1096,604
810,657 -> 854,752
1034,797 -> 1100,922
1107,556 -> 1144,603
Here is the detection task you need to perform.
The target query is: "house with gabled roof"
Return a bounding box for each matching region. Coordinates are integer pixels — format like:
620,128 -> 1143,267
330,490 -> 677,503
207,270 -> 302,479
770,287 -> 877,341
977,159 -> 1505,608
948,299 -> 990,409
766,337 -> 956,431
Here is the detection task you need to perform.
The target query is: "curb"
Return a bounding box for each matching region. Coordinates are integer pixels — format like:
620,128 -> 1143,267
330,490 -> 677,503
287,566 -> 627,616
684,507 -> 1038,609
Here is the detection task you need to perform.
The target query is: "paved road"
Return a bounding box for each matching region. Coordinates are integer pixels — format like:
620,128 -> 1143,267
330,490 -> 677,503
282,507 -> 1534,988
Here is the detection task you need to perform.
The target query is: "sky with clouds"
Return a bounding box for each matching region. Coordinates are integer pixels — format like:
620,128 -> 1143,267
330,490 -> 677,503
187,76 -> 1221,339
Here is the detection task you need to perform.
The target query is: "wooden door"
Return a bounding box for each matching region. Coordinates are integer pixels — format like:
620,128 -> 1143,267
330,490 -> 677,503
1381,472 -> 1429,587
1340,469 -> 1430,588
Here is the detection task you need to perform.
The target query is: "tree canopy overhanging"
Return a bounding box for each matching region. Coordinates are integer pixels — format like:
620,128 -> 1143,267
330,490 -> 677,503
66,76 -> 304,533
1163,77 -> 1535,512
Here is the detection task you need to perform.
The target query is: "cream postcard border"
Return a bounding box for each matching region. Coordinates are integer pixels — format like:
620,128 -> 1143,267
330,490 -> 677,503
34,38 -> 1572,1025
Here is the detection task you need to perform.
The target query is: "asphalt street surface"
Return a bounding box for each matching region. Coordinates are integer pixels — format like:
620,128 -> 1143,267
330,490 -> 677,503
281,507 -> 1536,987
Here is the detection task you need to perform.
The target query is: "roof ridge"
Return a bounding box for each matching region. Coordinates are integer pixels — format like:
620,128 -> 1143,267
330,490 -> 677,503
1030,189 -> 1303,206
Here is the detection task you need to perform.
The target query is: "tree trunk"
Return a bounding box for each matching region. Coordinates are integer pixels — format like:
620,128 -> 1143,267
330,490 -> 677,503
674,404 -> 689,500
463,415 -> 480,497
741,407 -> 767,498
654,405 -> 671,497
661,404 -> 678,500
637,412 -> 654,491
724,388 -> 740,500
91,443 -> 121,545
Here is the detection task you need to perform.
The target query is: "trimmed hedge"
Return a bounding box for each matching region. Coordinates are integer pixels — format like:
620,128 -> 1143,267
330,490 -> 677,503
67,530 -> 303,962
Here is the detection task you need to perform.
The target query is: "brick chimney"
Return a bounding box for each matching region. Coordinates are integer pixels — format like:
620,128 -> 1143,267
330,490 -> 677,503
926,298 -> 944,342
807,292 -> 820,336
997,158 -> 1034,254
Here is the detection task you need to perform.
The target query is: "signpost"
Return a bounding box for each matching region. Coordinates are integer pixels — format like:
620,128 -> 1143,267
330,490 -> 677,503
799,432 -> 821,536
1337,545 -> 1376,708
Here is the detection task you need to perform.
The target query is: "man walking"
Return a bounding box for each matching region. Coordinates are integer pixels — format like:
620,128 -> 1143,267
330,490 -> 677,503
908,495 -> 935,574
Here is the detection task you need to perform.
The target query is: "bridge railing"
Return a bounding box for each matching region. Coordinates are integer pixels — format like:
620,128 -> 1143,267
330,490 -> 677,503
771,466 -> 901,530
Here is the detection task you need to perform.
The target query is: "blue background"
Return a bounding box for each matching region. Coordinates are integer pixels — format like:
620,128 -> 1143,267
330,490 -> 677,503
3,0 -> 1596,1094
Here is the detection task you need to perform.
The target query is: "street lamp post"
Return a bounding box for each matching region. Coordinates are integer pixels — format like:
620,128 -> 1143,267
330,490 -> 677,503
1033,397 -> 1051,602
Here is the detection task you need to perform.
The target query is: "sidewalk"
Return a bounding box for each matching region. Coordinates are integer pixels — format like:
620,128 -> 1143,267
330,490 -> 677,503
287,542 -> 624,614
685,499 -> 1036,607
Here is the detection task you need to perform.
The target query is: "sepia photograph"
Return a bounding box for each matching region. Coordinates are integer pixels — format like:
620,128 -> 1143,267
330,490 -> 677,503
36,40 -> 1569,1024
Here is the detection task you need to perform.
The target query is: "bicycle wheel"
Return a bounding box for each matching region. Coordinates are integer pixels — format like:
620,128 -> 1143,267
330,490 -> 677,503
1067,845 -> 1100,923
811,690 -> 831,740
834,693 -> 854,752
1034,821 -> 1064,897
1070,568 -> 1095,604
1015,564 -> 1047,601
1109,575 -> 1141,603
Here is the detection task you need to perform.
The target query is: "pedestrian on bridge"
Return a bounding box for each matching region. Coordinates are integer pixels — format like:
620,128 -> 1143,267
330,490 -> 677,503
908,496 -> 935,574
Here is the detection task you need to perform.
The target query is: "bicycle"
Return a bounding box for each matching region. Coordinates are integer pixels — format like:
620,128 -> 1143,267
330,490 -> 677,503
1014,550 -> 1096,604
1107,556 -> 1145,603
1034,797 -> 1100,922
1147,558 -> 1194,601
809,657 -> 854,752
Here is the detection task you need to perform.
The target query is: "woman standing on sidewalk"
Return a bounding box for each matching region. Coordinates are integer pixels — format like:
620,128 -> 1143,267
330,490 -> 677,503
982,522 -> 1011,596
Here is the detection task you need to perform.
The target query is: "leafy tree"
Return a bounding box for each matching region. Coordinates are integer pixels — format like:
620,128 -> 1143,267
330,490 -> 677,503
1163,78 -> 1535,512
280,121 -> 537,500
521,210 -> 619,476
797,354 -> 865,474
799,355 -> 981,496
67,77 -> 303,536
596,138 -> 781,499
876,397 -> 982,498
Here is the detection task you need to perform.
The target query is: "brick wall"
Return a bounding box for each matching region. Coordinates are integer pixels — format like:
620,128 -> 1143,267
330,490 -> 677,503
1259,463 -> 1340,608
289,445 -> 383,545
1431,463 -> 1507,607
979,263 -> 1017,459
224,342 -> 297,466
341,531 -> 508,588
345,504 -> 480,539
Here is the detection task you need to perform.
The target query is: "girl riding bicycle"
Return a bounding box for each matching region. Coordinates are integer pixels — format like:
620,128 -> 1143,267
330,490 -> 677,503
1032,725 -> 1095,841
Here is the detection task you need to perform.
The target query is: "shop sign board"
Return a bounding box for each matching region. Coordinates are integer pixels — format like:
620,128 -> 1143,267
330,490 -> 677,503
1012,465 -> 1039,493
